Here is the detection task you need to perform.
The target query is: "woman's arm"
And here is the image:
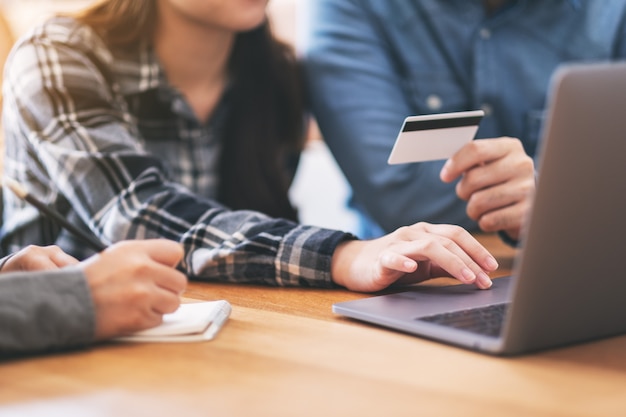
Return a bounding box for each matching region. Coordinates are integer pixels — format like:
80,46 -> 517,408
2,17 -> 348,288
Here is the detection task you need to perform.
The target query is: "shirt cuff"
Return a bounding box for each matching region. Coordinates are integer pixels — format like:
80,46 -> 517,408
498,230 -> 520,248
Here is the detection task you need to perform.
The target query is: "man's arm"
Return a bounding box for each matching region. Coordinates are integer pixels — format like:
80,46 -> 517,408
0,240 -> 187,356
0,269 -> 95,356
301,0 -> 474,234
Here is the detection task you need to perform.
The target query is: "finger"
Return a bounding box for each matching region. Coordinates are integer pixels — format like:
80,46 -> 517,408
419,224 -> 499,272
369,250 -> 427,290
380,252 -> 418,273
379,252 -> 437,285
434,239 -> 494,289
465,181 -> 524,221
150,287 -> 182,315
22,252 -> 63,271
455,162 -> 508,200
2,246 -> 62,271
114,239 -> 185,267
408,238 -> 485,286
142,239 -> 185,267
407,232 -> 496,289
138,314 -> 164,333
92,289 -> 168,339
457,157 -> 533,203
119,309 -> 164,337
382,234 -> 482,286
477,202 -> 526,233
466,182 -> 532,234
151,263 -> 188,295
50,249 -> 81,268
427,262 -> 493,289
440,140 -> 495,182
440,138 -> 510,182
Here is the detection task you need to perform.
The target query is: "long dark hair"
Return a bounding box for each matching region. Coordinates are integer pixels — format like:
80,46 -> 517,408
76,0 -> 305,221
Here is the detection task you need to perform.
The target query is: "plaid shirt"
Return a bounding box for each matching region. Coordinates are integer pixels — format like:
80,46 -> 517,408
1,16 -> 350,287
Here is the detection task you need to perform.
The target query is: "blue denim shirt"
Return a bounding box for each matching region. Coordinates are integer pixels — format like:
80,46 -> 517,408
302,0 -> 626,238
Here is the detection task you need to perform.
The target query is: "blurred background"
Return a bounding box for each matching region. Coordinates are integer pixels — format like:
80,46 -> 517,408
0,0 -> 358,233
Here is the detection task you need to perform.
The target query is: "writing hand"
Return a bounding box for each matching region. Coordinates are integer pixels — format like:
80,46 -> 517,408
81,239 -> 187,340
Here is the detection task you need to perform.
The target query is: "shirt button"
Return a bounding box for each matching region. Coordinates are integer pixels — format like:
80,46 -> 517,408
480,103 -> 493,116
172,99 -> 185,112
426,94 -> 443,111
479,27 -> 491,40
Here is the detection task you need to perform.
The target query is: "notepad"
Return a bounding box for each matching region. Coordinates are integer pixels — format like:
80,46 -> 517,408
115,300 -> 232,343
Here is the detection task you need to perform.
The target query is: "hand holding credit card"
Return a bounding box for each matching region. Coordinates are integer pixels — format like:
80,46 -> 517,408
387,110 -> 484,164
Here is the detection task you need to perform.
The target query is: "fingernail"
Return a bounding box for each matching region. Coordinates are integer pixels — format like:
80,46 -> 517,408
461,267 -> 476,283
404,260 -> 417,271
478,272 -> 493,288
485,256 -> 499,270
440,163 -> 449,179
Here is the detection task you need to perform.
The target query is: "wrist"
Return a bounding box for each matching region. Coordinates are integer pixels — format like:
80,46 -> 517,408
498,230 -> 520,248
330,238 -> 362,288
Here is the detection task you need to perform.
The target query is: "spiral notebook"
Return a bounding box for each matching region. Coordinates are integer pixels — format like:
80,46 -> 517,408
116,300 -> 232,343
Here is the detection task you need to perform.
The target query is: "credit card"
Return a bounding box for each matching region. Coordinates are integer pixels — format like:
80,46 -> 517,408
387,110 -> 484,164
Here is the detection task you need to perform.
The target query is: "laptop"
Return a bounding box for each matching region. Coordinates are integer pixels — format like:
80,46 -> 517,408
333,61 -> 626,356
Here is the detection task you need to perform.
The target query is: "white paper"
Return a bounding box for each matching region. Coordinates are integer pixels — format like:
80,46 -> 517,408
115,300 -> 232,343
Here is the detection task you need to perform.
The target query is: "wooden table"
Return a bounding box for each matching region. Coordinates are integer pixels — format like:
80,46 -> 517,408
1,234 -> 625,417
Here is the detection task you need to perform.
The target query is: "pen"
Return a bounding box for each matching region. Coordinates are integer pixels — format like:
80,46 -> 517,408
3,177 -> 108,252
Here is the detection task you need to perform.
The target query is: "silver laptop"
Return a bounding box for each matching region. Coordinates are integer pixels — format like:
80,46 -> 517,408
333,61 -> 626,356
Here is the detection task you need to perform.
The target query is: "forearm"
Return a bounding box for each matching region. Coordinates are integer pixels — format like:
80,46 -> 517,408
0,269 -> 95,356
4,113 -> 352,287
187,216 -> 353,287
70,165 -> 353,286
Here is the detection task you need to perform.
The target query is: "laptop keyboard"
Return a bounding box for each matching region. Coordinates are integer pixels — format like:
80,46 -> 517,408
417,303 -> 509,337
